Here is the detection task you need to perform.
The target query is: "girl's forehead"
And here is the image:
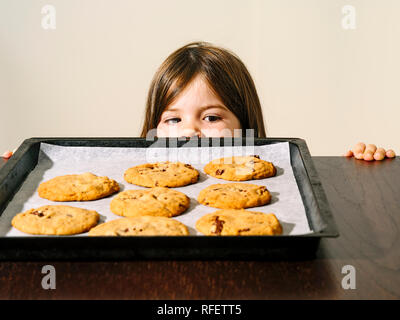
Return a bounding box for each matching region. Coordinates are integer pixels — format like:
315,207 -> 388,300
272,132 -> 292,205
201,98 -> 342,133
165,75 -> 224,111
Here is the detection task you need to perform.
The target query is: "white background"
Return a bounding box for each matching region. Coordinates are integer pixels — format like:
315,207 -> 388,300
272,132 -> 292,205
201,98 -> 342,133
1,0 -> 399,155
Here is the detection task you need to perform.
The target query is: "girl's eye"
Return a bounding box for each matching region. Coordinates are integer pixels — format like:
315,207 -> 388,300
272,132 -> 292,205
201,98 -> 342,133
204,115 -> 221,122
165,118 -> 180,124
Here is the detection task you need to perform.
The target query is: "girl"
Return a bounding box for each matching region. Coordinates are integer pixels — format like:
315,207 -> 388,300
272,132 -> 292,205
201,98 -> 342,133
2,41 -> 395,160
139,41 -> 395,160
140,41 -> 265,139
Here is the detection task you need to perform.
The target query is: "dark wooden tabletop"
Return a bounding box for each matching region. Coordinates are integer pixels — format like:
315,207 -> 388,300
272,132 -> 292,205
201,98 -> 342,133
0,156 -> 399,300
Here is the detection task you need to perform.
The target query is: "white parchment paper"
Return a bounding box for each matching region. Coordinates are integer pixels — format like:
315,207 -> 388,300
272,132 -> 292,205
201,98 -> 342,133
0,142 -> 313,236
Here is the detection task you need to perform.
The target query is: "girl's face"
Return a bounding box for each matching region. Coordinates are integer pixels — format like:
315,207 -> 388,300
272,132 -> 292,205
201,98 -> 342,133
156,75 -> 242,137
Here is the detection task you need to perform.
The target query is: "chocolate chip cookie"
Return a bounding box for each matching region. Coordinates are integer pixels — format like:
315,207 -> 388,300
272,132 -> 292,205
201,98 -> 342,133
11,205 -> 100,235
204,155 -> 276,181
110,187 -> 190,218
195,209 -> 282,236
88,216 -> 189,236
38,172 -> 120,201
124,161 -> 199,187
198,183 -> 271,209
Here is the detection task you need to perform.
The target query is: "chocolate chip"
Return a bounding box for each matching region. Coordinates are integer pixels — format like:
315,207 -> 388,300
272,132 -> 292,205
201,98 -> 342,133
238,228 -> 250,234
211,216 -> 225,235
121,195 -> 137,201
215,169 -> 225,175
31,211 -> 44,217
116,228 -> 129,236
118,228 -> 129,233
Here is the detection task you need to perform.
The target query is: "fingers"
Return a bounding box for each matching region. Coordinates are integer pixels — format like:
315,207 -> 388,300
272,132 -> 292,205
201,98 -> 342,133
350,142 -> 365,159
352,142 -> 365,154
354,152 -> 364,159
365,144 -> 377,154
373,148 -> 386,161
386,149 -> 396,158
363,150 -> 374,161
346,143 -> 396,161
344,150 -> 353,157
2,150 -> 13,159
362,144 -> 376,161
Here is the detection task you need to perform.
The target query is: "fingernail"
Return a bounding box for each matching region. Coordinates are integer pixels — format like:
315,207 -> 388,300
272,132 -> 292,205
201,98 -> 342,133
386,150 -> 396,158
354,152 -> 364,159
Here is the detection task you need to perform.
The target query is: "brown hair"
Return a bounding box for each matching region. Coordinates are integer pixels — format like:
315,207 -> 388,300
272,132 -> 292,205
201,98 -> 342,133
140,41 -> 267,137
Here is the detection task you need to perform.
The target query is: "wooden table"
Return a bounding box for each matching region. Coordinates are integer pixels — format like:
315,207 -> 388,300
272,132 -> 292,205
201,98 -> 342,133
0,156 -> 399,299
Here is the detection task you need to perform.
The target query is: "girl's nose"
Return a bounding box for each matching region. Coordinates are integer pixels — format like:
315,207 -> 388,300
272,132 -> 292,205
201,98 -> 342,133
180,125 -> 201,138
179,131 -> 201,138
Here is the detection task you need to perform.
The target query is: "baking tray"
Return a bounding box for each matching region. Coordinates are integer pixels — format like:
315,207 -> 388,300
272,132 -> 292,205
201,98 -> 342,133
0,137 -> 339,260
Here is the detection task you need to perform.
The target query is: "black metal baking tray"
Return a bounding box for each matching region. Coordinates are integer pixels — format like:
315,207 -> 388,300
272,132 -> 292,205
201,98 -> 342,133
0,137 -> 338,261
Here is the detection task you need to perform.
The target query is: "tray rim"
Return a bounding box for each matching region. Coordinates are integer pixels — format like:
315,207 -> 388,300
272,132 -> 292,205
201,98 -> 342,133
0,136 -> 339,239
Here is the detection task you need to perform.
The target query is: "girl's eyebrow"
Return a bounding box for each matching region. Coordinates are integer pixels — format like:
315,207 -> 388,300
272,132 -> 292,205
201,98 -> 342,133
199,105 -> 228,112
164,104 -> 228,113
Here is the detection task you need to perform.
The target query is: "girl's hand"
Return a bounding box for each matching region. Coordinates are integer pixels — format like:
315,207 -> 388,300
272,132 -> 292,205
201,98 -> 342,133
2,150 -> 13,159
344,143 -> 396,161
